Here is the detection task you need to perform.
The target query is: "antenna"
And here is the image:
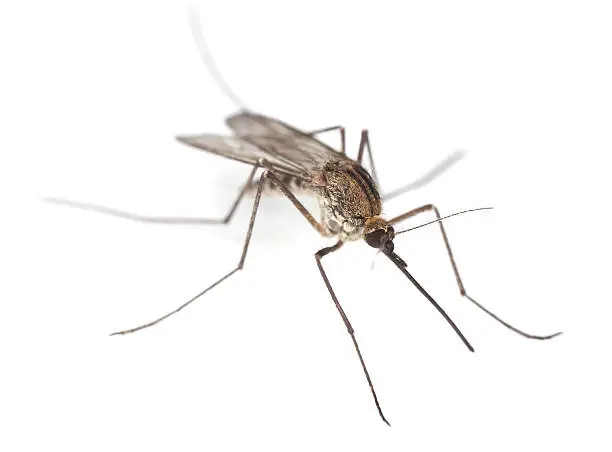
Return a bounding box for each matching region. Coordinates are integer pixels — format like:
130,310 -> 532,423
396,207 -> 494,235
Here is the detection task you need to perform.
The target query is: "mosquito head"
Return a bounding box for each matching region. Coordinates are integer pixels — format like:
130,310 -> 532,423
364,217 -> 395,253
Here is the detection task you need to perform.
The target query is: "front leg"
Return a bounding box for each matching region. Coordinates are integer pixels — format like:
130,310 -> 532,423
315,241 -> 390,426
389,204 -> 562,340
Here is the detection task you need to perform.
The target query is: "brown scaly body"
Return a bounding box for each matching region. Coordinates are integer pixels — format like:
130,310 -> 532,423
46,22 -> 563,424
314,160 -> 383,241
246,172 -> 309,194
102,110 -> 561,426
247,159 -> 386,242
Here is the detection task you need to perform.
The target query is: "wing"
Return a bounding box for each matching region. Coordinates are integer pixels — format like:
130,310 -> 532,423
175,134 -> 307,178
225,111 -> 344,170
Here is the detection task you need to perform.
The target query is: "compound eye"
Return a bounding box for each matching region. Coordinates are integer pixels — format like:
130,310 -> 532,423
365,229 -> 385,248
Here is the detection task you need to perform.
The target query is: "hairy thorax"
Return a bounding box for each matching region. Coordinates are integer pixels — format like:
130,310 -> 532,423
315,160 -> 382,241
245,160 -> 383,241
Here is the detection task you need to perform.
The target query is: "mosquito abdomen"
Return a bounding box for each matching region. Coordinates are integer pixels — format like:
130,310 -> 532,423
245,173 -> 312,195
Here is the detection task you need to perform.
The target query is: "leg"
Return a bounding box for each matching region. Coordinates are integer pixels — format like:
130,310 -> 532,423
42,165 -> 260,226
355,130 -> 465,200
111,166 -> 266,335
111,165 -> 330,335
356,130 -> 380,188
382,151 -> 465,202
265,169 -> 333,237
308,125 -> 346,154
389,204 -> 562,340
315,241 -> 390,426
187,7 -> 249,111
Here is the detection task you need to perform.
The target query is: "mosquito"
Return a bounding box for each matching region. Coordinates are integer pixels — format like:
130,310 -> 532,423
44,9 -> 562,425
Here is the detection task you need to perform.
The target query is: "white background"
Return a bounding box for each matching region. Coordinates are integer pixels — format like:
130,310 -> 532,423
2,1 -> 611,451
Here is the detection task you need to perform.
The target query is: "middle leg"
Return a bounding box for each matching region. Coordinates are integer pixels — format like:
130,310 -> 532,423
111,164 -> 331,335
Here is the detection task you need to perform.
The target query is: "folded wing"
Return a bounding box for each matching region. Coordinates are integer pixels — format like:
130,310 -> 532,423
175,134 -> 307,178
226,111 -> 343,170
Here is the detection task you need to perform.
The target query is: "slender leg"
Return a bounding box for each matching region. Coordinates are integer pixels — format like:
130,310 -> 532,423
389,204 -> 562,340
308,125 -> 346,154
356,130 -> 380,188
349,128 -> 465,202
358,131 -> 464,198
382,151 -> 465,202
316,241 -> 390,426
187,7 -> 249,111
42,165 -> 260,226
264,169 -> 333,237
111,164 -> 331,335
111,166 -> 266,335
